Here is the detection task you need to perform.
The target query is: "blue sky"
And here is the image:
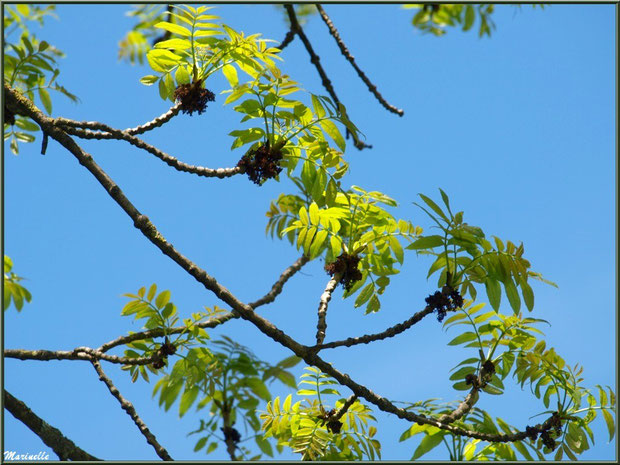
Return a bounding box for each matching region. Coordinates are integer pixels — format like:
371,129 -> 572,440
3,3 -> 616,461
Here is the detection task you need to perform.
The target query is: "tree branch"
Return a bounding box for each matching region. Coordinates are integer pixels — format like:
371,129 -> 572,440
283,5 -> 371,150
249,254 -> 310,308
437,389 -> 480,424
4,347 -> 159,365
90,359 -> 173,461
315,4 -> 404,116
56,103 -> 182,136
310,305 -> 435,351
277,27 -> 296,51
316,274 -> 340,345
5,83 -> 557,445
4,390 -> 101,461
55,120 -> 241,179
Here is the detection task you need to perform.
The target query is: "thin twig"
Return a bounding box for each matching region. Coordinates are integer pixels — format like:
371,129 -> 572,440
5,83 -> 562,445
284,5 -> 371,150
277,27 -> 296,51
58,104 -> 182,136
316,274 -> 340,345
316,4 -> 404,116
4,390 -> 101,461
310,305 -> 435,351
55,121 -> 241,179
90,359 -> 173,461
248,255 -> 310,308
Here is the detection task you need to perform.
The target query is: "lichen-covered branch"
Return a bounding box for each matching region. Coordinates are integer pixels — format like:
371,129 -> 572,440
315,4 -> 404,116
311,305 -> 435,351
55,121 -> 241,179
90,359 -> 173,461
283,5 -> 371,150
4,347 -> 157,365
316,273 -> 340,345
56,104 -> 182,135
4,390 -> 101,461
437,389 -> 480,424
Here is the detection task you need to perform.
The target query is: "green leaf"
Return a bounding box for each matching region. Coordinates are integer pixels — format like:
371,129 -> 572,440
140,75 -> 159,86
319,119 -> 345,151
155,21 -> 192,37
147,284 -> 157,301
602,409 -> 615,442
175,65 -> 191,85
463,5 -> 475,31
503,279 -> 520,313
485,278 -> 501,311
366,294 -> 381,313
246,378 -> 271,401
194,436 -> 208,452
354,283 -> 374,308
520,279 -> 534,311
418,193 -> 449,222
255,435 -> 274,457
406,235 -> 444,250
155,290 -> 171,309
411,432 -> 445,460
221,64 -> 238,87
38,88 -> 52,114
179,385 -> 199,417
447,332 -> 478,346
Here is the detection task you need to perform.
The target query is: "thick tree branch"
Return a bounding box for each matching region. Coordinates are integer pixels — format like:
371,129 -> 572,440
55,120 -> 241,179
315,274 -> 340,345
90,359 -> 173,461
283,5 -> 371,150
5,84 -> 557,445
310,305 -> 435,351
4,347 -> 158,365
4,390 -> 101,461
315,4 -> 404,117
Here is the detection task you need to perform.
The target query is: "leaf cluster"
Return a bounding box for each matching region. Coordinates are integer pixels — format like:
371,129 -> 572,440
261,367 -> 381,460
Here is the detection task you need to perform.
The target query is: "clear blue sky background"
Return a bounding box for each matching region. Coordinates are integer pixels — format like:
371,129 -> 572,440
3,3 -> 616,461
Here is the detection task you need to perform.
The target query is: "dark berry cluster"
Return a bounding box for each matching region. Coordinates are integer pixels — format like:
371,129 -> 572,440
221,426 -> 241,444
173,79 -> 215,116
151,337 -> 177,370
326,418 -> 343,434
464,373 -> 478,387
525,426 -> 539,441
325,253 -> 363,291
425,285 -> 464,322
318,409 -> 343,434
540,431 -> 556,450
482,359 -> 495,376
237,142 -> 283,185
525,412 -> 562,451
